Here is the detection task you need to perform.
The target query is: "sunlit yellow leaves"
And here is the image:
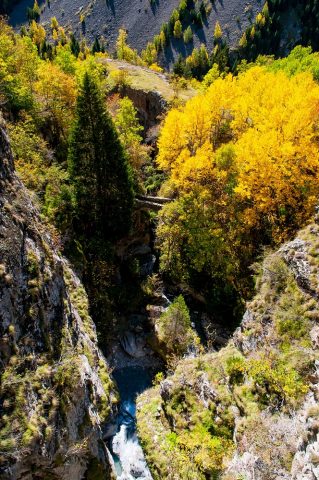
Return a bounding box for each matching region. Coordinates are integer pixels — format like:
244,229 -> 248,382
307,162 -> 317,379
157,108 -> 186,169
157,66 -> 319,240
0,22 -> 39,109
29,20 -> 46,47
156,65 -> 319,291
169,143 -> 214,189
35,62 -> 76,133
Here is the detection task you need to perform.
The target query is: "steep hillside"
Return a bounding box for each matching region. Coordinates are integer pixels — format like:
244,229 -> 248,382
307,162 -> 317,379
0,0 -> 20,14
0,118 -> 118,479
137,220 -> 319,479
238,0 -> 309,61
9,0 -> 263,65
10,0 -> 181,49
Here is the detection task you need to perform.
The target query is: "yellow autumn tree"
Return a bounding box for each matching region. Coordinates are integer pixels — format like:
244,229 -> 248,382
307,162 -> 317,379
156,66 -> 319,310
35,62 -> 76,137
214,21 -> 223,40
158,67 -> 319,238
0,20 -> 39,109
29,20 -> 46,47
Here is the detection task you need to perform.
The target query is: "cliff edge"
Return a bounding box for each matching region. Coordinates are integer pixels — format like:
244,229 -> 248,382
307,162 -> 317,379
137,219 -> 319,479
0,118 -> 117,480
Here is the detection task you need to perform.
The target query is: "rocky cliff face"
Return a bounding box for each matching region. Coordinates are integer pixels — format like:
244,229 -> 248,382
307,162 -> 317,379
137,221 -> 319,479
0,118 -> 118,479
124,86 -> 167,135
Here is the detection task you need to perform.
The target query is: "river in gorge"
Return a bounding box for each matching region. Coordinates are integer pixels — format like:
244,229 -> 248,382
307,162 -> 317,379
104,229 -> 231,478
104,244 -> 162,480
108,366 -> 155,480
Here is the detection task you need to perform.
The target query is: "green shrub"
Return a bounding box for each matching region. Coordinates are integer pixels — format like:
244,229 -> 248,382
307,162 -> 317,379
157,295 -> 197,358
225,355 -> 246,385
248,356 -> 308,407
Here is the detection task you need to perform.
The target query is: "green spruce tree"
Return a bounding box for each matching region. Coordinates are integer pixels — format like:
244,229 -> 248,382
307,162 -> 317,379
68,72 -> 133,242
92,36 -> 101,54
70,33 -> 80,57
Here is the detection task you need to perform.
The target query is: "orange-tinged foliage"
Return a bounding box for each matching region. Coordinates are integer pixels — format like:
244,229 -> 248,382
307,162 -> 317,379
157,67 -> 319,240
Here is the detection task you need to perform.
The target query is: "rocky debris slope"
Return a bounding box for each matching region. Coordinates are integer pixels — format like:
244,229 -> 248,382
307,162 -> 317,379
10,0 -> 180,51
137,220 -> 319,479
9,0 -> 263,66
0,118 -> 118,480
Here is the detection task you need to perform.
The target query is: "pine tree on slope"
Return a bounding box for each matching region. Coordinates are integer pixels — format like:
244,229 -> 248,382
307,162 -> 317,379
68,72 -> 133,242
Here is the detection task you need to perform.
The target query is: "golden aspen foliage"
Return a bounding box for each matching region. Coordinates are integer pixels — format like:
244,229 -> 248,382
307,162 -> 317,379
50,16 -> 59,31
214,21 -> 223,40
174,20 -> 183,39
0,20 -> 39,109
57,26 -> 67,45
35,62 -> 76,133
239,32 -> 248,48
29,20 -> 46,47
52,28 -> 59,43
158,67 -> 319,237
156,66 -> 319,296
149,63 -> 163,73
256,13 -> 265,26
116,29 -> 144,65
262,1 -> 270,18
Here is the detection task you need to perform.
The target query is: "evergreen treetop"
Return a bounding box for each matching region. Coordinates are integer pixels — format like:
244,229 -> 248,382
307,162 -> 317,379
68,72 -> 133,242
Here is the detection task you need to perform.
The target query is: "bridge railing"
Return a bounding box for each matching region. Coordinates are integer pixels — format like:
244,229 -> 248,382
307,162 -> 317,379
135,195 -> 172,210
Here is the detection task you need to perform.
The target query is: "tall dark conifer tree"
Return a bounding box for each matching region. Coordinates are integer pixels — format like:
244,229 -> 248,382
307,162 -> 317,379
68,72 -> 133,242
92,37 -> 101,54
70,34 -> 80,57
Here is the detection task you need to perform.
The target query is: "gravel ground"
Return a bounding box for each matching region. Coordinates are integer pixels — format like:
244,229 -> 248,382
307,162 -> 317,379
163,0 -> 264,66
10,0 -> 263,67
10,0 -> 181,50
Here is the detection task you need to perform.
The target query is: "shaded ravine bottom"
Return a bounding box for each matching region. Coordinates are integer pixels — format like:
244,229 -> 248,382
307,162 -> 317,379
108,367 -> 156,480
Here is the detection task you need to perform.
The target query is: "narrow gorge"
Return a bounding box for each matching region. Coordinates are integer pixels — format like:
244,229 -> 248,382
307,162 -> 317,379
2,3 -> 319,479
2,109 -> 319,478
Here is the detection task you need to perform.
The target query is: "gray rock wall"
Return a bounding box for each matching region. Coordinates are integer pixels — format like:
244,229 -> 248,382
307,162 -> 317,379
0,118 -> 118,480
